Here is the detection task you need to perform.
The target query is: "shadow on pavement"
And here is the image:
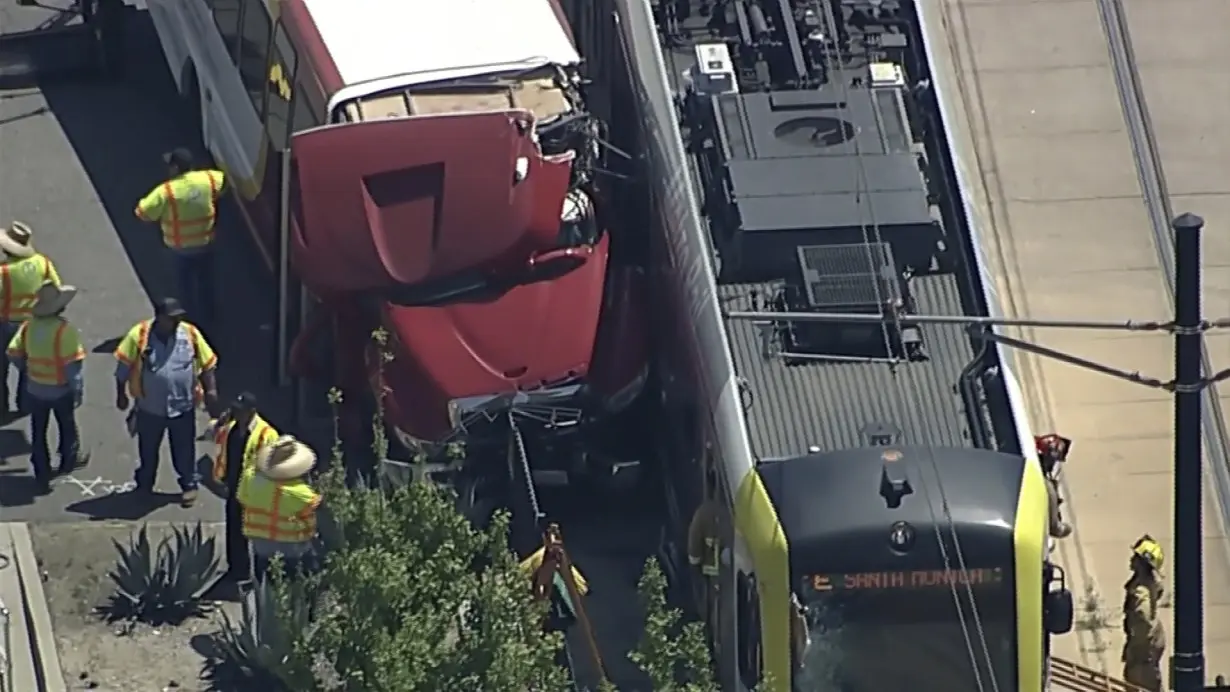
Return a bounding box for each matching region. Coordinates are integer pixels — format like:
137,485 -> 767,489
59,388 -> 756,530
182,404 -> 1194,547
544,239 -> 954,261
37,12 -> 295,431
91,336 -> 121,354
65,489 -> 178,520
0,467 -> 38,508
0,426 -> 31,457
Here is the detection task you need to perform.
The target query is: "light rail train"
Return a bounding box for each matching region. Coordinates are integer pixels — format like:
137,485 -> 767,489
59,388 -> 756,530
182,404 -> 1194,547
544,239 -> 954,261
556,0 -> 1078,689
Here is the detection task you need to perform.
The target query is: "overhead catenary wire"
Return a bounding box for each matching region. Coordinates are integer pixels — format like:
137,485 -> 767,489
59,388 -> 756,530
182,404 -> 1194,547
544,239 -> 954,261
810,1 -> 998,689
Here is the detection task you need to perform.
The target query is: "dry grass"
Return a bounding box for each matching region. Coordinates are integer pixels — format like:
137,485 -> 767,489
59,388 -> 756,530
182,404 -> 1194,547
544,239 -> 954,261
28,521 -> 240,692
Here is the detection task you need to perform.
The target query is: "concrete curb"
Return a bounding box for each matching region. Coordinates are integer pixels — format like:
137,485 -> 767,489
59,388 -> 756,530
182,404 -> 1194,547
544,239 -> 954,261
0,522 -> 66,692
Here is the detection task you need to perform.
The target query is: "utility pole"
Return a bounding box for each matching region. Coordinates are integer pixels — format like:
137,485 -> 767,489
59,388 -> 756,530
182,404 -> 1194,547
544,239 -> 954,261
1172,212 -> 1206,692
724,212 -> 1230,690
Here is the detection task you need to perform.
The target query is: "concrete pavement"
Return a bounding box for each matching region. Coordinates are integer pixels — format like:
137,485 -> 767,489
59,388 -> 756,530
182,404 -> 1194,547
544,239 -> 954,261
924,0 -> 1230,679
0,3 -> 293,522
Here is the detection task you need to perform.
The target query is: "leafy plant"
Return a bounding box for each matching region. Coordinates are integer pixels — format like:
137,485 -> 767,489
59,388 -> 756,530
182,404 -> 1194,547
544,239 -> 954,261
100,522 -> 222,625
205,565 -> 315,690
630,558 -> 719,692
202,328 -> 728,690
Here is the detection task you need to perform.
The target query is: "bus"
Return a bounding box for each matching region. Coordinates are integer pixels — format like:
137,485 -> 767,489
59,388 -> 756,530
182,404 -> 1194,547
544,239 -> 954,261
142,0 -> 650,486
552,0 -> 1079,688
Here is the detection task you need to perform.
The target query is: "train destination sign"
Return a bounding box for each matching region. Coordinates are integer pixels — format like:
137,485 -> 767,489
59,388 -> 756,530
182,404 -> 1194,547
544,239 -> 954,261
805,567 -> 1005,592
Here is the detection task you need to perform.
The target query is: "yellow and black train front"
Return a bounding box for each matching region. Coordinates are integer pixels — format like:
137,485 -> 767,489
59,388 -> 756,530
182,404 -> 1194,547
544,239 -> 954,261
748,445 -> 1063,691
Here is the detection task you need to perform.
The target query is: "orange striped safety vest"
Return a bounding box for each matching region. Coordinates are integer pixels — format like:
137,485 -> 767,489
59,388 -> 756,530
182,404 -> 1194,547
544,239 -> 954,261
136,170 -> 224,250
8,317 -> 85,385
115,320 -> 210,401
213,414 -> 278,483
0,255 -> 55,323
238,470 -> 321,543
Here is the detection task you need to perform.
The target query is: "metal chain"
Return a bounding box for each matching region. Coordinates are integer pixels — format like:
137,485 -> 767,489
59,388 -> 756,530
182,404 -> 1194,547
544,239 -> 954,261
508,412 -> 543,527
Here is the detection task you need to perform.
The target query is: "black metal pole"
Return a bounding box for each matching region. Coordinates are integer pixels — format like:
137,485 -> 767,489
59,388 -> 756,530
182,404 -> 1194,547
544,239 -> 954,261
1171,212 -> 1205,692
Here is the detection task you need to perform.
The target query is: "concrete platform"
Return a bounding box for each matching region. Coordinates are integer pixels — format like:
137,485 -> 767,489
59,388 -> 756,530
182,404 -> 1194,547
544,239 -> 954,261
924,0 -> 1230,681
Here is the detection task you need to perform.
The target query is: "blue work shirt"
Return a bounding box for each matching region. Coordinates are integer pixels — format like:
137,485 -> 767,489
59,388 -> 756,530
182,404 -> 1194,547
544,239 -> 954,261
114,325 -> 198,418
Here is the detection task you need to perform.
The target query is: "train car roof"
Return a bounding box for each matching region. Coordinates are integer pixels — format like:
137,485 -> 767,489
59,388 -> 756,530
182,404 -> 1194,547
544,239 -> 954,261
723,277 -> 978,459
658,3 -> 1014,463
758,447 -> 1025,574
301,0 -> 582,89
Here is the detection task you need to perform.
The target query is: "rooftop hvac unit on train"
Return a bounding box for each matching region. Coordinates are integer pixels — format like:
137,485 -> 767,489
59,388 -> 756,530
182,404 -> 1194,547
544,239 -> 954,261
777,242 -> 925,363
691,42 -> 739,96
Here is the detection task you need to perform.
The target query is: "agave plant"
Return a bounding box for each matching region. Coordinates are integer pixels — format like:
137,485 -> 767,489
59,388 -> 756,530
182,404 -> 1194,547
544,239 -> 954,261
206,578 -> 313,688
100,522 -> 223,625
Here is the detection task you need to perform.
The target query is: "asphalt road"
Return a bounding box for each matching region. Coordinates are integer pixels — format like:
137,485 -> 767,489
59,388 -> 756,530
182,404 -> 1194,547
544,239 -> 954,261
0,2 -> 291,522
0,5 -> 660,686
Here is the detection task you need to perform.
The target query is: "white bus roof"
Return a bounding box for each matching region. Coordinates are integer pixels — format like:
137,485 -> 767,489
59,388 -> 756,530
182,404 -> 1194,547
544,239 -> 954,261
303,0 -> 583,90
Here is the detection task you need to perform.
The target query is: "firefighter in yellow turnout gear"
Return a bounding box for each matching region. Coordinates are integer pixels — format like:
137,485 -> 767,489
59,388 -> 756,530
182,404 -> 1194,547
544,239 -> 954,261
134,148 -> 226,324
213,392 -> 279,585
6,282 -> 84,493
1123,534 -> 1167,692
0,222 -> 61,414
687,468 -> 724,622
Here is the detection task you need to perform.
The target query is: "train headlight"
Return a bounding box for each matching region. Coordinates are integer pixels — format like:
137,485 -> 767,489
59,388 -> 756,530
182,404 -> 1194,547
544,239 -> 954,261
889,521 -> 916,553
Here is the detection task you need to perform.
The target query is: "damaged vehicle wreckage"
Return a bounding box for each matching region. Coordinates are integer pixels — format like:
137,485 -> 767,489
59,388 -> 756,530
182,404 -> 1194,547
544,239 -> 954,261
133,0 -> 653,520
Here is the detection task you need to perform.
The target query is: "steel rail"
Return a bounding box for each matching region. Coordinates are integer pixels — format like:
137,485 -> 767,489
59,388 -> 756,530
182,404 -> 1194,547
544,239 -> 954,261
1096,0 -> 1230,548
1098,0 -> 1229,686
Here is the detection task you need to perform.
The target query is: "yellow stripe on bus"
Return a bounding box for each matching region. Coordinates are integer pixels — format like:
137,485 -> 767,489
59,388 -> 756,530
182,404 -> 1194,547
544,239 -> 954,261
1013,456 -> 1048,692
735,468 -> 791,692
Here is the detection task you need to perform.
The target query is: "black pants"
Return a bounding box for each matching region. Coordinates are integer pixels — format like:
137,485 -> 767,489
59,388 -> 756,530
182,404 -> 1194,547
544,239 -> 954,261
28,393 -> 79,481
224,497 -> 250,580
134,410 -> 198,491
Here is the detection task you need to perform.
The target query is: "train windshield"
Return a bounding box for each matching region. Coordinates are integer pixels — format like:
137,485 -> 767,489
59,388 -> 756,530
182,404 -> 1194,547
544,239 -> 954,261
795,569 -> 1017,692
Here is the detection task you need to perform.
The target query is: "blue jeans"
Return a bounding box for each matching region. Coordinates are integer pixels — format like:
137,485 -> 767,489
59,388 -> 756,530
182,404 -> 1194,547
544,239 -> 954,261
29,393 -> 78,480
0,322 -> 28,409
135,409 -> 198,491
173,249 -> 216,324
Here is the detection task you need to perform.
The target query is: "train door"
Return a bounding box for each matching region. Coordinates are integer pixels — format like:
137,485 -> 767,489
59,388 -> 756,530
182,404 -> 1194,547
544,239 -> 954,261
735,570 -> 764,690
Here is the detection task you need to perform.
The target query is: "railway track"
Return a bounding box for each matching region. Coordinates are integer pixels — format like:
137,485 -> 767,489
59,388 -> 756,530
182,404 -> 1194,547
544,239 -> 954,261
928,0 -> 1230,678
1098,0 -> 1230,534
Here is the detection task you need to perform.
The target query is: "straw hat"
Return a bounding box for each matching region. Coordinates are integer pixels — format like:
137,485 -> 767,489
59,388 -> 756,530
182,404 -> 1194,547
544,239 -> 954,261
31,282 -> 78,318
255,435 -> 317,481
0,221 -> 36,258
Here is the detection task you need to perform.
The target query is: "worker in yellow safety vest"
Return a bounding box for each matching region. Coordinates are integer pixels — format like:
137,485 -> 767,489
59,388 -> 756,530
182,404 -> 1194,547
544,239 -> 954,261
134,148 -> 226,325
6,282 -> 85,494
238,435 -> 322,583
114,297 -> 220,507
0,221 -> 61,415
1123,535 -> 1167,692
213,392 -> 279,585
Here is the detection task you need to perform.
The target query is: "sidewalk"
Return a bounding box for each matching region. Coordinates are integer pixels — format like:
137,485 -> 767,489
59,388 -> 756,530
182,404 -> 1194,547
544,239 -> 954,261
0,522 -> 64,692
921,0 -> 1230,679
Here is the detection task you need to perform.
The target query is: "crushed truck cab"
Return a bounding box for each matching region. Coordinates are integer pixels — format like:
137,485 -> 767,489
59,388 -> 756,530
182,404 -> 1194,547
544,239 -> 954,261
281,4 -> 648,485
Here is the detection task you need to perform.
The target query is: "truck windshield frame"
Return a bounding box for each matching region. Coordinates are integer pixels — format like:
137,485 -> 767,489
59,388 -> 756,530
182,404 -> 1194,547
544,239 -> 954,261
794,572 -> 1017,692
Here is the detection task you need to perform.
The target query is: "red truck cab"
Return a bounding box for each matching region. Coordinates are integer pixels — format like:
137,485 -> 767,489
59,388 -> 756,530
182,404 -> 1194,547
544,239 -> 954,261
289,91 -> 648,479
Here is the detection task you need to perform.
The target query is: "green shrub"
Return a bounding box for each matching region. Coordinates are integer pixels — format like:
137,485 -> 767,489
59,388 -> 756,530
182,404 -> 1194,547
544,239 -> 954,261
100,522 -> 221,626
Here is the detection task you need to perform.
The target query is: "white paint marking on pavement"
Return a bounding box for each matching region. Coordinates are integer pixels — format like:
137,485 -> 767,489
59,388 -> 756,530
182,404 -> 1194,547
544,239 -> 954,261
55,476 -> 136,497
